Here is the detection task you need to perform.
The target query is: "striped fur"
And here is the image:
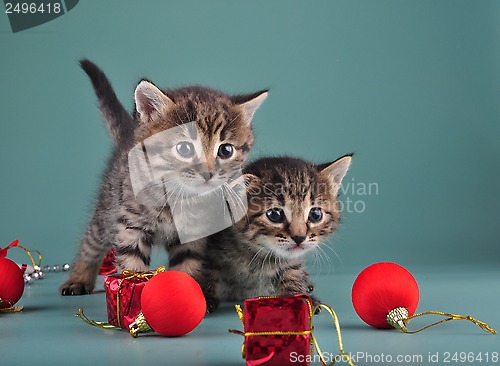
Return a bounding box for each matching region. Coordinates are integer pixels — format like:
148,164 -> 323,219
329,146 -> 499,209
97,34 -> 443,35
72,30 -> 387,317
199,155 -> 352,312
61,60 -> 267,295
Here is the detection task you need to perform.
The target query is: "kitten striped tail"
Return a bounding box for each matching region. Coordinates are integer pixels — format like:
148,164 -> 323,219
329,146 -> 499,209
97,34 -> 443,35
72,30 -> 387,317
80,59 -> 134,143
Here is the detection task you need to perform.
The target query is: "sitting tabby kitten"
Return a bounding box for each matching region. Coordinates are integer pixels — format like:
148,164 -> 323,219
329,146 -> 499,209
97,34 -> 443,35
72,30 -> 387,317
61,60 -> 267,295
200,155 -> 352,312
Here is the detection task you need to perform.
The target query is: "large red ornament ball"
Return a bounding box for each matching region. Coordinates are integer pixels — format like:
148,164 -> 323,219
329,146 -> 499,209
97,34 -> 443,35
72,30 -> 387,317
352,262 -> 420,329
141,270 -> 206,336
0,256 -> 25,308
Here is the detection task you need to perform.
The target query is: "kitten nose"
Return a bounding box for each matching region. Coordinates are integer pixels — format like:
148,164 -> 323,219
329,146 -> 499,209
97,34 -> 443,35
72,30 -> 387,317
201,171 -> 213,182
291,235 -> 306,245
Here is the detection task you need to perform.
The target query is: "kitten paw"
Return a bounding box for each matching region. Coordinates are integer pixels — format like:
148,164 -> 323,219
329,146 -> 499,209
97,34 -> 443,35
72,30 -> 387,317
60,281 -> 94,296
311,297 -> 322,314
205,297 -> 221,313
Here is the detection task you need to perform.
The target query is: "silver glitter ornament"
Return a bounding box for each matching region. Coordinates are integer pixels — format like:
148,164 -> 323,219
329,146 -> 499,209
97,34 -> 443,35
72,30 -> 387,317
24,274 -> 33,284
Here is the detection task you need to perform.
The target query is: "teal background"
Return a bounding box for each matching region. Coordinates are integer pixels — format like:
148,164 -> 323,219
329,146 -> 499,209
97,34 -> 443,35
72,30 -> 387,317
1,1 -> 499,366
1,0 -> 499,269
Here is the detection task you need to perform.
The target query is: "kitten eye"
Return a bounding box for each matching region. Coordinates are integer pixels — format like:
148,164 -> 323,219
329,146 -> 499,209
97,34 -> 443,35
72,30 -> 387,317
308,207 -> 323,223
176,141 -> 195,158
217,143 -> 234,159
266,208 -> 284,223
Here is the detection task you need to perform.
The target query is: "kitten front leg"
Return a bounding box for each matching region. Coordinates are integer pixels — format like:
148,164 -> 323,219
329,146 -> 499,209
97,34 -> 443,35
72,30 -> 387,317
60,219 -> 153,295
113,226 -> 153,272
305,275 -> 315,293
276,265 -> 311,295
60,220 -> 111,295
276,266 -> 322,313
196,265 -> 222,313
168,239 -> 206,277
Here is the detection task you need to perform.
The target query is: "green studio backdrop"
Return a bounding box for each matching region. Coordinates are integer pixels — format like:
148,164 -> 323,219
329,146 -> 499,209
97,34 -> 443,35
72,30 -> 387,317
1,0 -> 499,271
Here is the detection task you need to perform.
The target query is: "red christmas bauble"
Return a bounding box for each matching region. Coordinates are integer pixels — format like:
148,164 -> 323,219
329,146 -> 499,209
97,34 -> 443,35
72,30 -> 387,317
0,256 -> 25,308
352,262 -> 419,329
141,270 -> 206,336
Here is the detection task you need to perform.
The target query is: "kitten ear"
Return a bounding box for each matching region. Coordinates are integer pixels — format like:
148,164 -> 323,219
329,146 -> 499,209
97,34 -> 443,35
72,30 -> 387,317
318,154 -> 353,194
232,90 -> 268,124
134,80 -> 174,122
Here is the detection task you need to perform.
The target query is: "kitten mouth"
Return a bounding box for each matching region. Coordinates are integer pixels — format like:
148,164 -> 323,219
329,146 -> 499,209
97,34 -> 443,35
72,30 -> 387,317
286,245 -> 305,252
193,179 -> 222,188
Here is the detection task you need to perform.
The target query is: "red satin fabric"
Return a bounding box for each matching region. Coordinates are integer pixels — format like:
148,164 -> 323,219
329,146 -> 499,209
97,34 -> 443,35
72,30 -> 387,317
0,256 -> 24,308
141,271 -> 206,336
352,262 -> 420,328
0,240 -> 24,308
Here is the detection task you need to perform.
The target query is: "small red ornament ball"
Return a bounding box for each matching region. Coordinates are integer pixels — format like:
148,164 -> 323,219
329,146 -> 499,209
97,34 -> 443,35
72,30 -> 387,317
141,270 -> 206,336
0,256 -> 25,308
352,262 -> 420,329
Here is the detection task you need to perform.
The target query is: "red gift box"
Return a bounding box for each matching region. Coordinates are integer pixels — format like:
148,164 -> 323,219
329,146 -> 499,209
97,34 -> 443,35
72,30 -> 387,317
104,267 -> 165,330
99,248 -> 117,275
234,294 -> 314,366
230,295 -> 357,366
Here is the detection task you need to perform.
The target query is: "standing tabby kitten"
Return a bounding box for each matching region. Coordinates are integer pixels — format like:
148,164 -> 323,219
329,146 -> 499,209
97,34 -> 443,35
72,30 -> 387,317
200,155 -> 352,312
61,60 -> 267,295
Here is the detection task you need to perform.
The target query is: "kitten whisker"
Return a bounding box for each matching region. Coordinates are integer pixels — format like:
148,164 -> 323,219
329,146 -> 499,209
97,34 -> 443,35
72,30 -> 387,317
316,245 -> 334,275
181,101 -> 194,123
153,181 -> 182,220
321,244 -> 343,266
261,249 -> 273,273
167,183 -> 184,218
172,108 -> 184,127
248,247 -> 265,268
221,183 -> 248,222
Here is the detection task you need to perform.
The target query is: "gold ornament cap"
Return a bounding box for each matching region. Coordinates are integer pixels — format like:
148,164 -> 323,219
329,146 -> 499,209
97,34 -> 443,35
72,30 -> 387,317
129,311 -> 152,337
386,307 -> 409,331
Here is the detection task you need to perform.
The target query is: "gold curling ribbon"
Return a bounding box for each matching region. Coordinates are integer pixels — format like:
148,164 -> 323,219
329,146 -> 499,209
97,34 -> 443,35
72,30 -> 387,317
75,308 -> 118,329
0,306 -> 24,312
1,240 -> 43,270
229,297 -> 356,366
15,243 -> 42,271
397,309 -> 496,334
0,298 -> 24,313
311,303 -> 356,366
235,304 -> 244,327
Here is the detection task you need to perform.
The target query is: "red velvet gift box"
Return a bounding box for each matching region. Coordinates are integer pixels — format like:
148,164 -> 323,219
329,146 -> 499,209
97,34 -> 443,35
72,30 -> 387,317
234,294 -> 314,366
104,267 -> 165,330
